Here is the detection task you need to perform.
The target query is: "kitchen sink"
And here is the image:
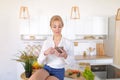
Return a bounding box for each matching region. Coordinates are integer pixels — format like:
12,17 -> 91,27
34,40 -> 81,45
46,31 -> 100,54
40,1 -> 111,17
91,65 -> 120,80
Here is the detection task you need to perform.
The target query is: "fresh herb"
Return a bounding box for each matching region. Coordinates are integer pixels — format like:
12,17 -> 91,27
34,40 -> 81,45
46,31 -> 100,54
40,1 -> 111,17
82,67 -> 94,80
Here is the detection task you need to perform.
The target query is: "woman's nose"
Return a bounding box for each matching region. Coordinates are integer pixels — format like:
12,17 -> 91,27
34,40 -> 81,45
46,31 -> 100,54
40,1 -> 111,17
56,27 -> 59,30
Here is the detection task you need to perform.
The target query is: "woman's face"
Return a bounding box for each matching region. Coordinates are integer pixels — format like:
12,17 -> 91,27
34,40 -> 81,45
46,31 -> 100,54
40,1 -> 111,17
51,20 -> 63,35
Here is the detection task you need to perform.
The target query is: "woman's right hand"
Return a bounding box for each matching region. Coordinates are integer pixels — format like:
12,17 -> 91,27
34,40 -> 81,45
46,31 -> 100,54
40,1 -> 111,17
44,47 -> 55,55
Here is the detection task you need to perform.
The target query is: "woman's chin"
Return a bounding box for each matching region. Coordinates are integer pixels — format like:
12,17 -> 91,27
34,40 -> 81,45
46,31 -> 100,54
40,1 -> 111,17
54,33 -> 61,35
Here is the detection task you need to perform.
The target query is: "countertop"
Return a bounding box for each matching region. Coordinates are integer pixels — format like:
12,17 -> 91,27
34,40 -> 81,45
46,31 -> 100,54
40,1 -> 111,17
64,64 -> 120,80
75,55 -> 112,60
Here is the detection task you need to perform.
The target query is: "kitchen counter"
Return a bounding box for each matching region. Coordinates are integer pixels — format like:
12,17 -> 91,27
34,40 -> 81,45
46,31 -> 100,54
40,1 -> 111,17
64,64 -> 120,80
75,55 -> 112,60
75,55 -> 113,65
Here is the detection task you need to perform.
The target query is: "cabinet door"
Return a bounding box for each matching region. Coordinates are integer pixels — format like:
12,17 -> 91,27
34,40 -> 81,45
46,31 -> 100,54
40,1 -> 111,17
92,17 -> 108,35
20,16 -> 108,38
75,17 -> 93,35
66,16 -> 108,35
107,65 -> 115,78
95,59 -> 113,65
115,68 -> 120,78
20,16 -> 52,35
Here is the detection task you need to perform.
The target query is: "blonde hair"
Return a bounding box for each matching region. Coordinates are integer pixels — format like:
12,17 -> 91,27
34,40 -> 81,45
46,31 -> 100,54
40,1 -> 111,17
50,15 -> 64,27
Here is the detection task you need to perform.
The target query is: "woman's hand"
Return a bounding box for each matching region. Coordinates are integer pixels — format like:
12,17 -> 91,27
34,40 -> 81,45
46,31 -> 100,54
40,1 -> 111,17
44,47 -> 55,55
59,48 -> 68,59
54,48 -> 67,59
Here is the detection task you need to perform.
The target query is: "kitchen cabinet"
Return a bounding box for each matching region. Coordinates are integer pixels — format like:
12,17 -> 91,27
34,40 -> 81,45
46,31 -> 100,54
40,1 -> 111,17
95,59 -> 113,65
20,16 -> 52,36
65,16 -> 108,35
107,65 -> 120,79
91,65 -> 107,79
107,65 -> 115,78
20,16 -> 108,40
89,64 -> 120,79
76,59 -> 96,65
76,59 -> 113,65
115,69 -> 120,78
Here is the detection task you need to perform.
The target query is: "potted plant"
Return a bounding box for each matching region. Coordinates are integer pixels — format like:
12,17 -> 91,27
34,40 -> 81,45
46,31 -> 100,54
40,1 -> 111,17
14,51 -> 38,78
24,58 -> 33,78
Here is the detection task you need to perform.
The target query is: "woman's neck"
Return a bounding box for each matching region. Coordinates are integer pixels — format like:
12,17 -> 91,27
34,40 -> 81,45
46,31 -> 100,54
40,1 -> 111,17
53,34 -> 62,40
53,34 -> 62,47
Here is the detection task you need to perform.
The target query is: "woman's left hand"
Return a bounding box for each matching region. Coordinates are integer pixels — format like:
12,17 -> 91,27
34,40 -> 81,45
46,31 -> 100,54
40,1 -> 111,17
58,48 -> 68,59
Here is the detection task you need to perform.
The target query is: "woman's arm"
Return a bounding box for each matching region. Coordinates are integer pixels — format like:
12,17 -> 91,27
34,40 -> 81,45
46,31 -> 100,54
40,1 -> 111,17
37,40 -> 55,64
64,41 -> 76,65
37,41 -> 48,64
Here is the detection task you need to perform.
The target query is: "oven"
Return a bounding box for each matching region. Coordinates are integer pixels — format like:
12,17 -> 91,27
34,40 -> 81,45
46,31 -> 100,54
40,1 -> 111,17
91,65 -> 120,79
91,65 -> 107,79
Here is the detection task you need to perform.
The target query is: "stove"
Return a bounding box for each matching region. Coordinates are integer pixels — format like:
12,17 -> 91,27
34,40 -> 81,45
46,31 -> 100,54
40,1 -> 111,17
91,65 -> 120,79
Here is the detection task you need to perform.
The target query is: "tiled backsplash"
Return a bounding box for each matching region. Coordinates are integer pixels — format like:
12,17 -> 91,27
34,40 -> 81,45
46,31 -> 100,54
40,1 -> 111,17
24,44 -> 41,56
21,41 -> 43,56
21,40 -> 104,56
74,42 -> 96,55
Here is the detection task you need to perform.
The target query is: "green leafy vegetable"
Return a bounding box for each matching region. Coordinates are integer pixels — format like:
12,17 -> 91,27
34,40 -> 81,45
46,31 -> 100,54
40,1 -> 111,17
82,67 -> 95,80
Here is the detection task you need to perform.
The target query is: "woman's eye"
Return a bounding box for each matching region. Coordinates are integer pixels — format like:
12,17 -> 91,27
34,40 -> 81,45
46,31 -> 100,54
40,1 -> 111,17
59,26 -> 62,28
53,25 -> 56,28
52,25 -> 62,28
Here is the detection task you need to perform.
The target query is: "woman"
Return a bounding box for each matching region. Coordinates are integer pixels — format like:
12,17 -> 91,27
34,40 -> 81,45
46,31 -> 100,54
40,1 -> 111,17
29,15 -> 75,80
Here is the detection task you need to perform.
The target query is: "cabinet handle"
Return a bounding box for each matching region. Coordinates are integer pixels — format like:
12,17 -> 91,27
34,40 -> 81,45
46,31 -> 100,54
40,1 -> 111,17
94,67 -> 99,70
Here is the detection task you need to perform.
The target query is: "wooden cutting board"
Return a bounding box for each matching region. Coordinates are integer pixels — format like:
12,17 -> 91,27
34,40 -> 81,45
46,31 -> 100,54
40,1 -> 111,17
96,43 -> 105,56
65,69 -> 85,80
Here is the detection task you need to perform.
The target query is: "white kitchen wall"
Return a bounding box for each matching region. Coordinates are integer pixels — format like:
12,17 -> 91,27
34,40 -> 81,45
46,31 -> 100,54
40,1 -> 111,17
0,0 -> 21,80
0,0 -> 120,80
74,42 -> 96,55
18,0 -> 120,17
104,16 -> 116,57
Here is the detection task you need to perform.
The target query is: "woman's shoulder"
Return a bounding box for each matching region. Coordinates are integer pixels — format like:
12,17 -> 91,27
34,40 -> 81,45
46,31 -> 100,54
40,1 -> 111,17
43,36 -> 52,43
62,37 -> 73,44
62,36 -> 72,41
46,36 -> 52,40
62,37 -> 74,49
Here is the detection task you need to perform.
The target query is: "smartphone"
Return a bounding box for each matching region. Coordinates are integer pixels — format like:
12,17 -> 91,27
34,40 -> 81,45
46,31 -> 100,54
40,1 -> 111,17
55,47 -> 63,53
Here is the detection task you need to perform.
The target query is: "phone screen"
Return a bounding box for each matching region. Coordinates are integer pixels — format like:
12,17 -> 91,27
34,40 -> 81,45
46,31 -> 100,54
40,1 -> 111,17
55,47 -> 63,53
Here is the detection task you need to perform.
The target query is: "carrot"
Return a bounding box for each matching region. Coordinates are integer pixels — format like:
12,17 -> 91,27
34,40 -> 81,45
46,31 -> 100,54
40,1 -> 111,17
72,70 -> 80,74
